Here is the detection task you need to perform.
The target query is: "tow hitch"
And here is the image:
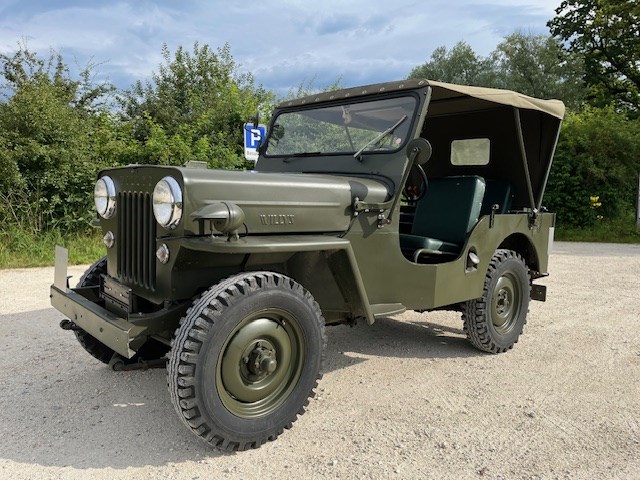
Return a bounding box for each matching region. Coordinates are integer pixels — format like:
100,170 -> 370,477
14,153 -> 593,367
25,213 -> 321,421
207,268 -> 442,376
107,353 -> 166,372
60,319 -> 167,371
59,319 -> 81,331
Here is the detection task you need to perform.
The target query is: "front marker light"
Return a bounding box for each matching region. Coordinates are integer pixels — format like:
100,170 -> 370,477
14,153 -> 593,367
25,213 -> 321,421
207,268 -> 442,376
94,176 -> 116,219
103,231 -> 115,248
156,244 -> 170,264
153,177 -> 183,229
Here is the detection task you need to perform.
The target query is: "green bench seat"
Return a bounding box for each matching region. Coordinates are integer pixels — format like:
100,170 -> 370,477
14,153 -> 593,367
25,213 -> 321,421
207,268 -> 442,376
400,176 -> 486,260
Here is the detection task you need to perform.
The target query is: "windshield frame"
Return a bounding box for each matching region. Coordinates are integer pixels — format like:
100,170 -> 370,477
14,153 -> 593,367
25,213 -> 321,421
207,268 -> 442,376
262,92 -> 421,159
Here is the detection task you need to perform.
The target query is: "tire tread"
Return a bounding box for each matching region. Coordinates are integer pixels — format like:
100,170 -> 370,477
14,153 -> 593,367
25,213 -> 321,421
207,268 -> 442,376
167,271 -> 326,451
462,249 -> 531,354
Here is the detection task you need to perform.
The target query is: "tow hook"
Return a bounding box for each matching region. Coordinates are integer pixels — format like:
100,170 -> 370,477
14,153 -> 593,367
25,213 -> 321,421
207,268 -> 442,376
59,319 -> 81,331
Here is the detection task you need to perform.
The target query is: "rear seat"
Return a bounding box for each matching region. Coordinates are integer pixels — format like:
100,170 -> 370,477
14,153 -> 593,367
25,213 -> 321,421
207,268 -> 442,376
400,176 -> 485,261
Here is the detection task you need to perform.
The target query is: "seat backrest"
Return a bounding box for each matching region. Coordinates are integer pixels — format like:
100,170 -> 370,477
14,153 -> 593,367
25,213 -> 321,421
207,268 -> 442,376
411,176 -> 486,245
480,179 -> 513,216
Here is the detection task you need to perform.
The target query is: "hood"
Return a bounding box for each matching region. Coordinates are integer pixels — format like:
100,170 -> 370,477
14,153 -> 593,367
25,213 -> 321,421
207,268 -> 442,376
102,166 -> 390,236
182,169 -> 391,235
180,168 -> 390,235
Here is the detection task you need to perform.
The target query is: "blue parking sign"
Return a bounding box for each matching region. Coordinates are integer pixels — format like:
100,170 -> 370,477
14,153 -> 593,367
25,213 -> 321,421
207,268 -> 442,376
244,123 -> 267,162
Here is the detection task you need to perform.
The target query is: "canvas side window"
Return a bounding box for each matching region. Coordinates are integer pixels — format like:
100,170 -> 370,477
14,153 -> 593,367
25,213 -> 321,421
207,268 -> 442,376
451,138 -> 490,166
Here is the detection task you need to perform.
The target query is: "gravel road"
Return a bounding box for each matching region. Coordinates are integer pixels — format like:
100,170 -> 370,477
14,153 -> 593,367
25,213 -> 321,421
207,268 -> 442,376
0,241 -> 639,480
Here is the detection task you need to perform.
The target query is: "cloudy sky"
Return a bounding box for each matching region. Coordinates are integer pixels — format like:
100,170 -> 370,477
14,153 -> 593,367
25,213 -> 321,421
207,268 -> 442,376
0,0 -> 560,96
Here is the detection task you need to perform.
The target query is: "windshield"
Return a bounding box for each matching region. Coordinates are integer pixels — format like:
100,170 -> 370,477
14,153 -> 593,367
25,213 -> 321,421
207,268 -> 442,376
265,95 -> 417,157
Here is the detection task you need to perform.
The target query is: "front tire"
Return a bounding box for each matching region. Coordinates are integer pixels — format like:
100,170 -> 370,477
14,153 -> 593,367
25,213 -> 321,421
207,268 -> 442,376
463,249 -> 530,353
74,257 -> 115,364
73,256 -> 169,365
167,272 -> 326,451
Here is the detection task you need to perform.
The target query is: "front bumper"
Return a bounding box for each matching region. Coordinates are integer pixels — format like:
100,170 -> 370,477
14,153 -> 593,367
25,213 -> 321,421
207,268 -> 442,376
50,286 -> 146,359
51,247 -> 147,359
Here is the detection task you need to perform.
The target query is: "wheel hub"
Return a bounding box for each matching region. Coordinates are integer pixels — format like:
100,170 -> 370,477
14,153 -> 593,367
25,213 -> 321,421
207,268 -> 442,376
495,289 -> 511,316
246,342 -> 278,377
217,310 -> 305,418
491,274 -> 520,333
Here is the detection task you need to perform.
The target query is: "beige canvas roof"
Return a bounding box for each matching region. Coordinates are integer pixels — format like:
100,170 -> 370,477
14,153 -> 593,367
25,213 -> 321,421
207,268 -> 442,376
427,80 -> 565,119
278,78 -> 565,119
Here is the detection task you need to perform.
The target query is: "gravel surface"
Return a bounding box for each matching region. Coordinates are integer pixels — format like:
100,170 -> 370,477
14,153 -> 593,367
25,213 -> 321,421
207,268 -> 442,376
0,241 -> 638,479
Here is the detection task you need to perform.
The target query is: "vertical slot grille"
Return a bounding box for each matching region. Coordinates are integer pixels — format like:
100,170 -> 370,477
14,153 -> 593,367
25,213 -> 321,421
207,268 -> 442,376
117,191 -> 156,290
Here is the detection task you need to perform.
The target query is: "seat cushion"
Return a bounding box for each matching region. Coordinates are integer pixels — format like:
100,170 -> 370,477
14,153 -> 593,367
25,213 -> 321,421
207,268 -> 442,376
400,233 -> 460,255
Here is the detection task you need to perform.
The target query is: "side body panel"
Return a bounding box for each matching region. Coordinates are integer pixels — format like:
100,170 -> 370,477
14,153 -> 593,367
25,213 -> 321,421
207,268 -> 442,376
344,208 -> 554,313
164,209 -> 553,322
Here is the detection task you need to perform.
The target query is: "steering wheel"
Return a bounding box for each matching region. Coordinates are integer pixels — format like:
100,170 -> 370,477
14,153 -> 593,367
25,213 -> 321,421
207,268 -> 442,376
402,164 -> 428,202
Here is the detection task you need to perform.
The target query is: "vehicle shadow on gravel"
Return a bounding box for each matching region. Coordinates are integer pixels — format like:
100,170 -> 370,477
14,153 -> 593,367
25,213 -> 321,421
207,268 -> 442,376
0,308 -> 480,470
323,313 -> 482,373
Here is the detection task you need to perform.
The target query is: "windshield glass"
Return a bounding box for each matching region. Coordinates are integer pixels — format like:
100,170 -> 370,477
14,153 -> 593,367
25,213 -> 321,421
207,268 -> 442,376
265,95 -> 417,157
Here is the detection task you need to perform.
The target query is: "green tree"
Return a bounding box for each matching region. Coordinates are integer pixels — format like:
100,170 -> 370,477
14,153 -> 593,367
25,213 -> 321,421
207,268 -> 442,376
408,35 -> 584,106
283,76 -> 343,100
548,0 -> 640,110
545,107 -> 640,227
120,42 -> 274,169
495,32 -> 584,107
408,42 -> 500,87
0,45 -> 116,232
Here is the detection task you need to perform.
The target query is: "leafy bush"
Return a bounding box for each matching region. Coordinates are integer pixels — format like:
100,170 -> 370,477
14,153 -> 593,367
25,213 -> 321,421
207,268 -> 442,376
119,43 -> 274,170
2,39 -> 638,256
0,43 -> 273,238
545,107 -> 640,228
0,46 -> 115,233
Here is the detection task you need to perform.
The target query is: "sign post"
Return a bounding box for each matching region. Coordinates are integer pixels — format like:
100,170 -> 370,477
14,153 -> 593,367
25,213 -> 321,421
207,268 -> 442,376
244,124 -> 267,162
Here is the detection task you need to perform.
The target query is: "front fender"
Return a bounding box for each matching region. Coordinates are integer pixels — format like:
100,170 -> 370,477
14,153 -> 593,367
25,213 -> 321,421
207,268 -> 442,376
176,235 -> 375,324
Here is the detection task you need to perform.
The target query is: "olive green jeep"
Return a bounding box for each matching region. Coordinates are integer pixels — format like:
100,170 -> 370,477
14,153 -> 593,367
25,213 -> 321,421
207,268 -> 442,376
51,79 -> 564,451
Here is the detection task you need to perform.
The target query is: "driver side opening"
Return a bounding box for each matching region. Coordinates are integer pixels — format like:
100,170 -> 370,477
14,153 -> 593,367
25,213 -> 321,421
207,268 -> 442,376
399,107 -> 521,264
399,175 -> 486,263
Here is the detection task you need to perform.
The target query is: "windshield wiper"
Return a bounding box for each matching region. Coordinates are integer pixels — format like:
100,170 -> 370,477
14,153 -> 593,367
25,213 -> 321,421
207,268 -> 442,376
353,115 -> 408,161
282,151 -> 322,163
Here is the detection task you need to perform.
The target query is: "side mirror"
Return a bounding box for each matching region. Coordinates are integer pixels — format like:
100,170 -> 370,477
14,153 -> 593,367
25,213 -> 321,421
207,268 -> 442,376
247,110 -> 260,129
271,124 -> 284,142
383,138 -> 433,226
406,138 -> 432,165
246,109 -> 260,130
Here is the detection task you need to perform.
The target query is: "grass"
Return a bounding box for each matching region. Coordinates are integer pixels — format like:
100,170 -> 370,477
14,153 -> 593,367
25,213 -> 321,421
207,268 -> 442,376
0,215 -> 637,269
0,226 -> 104,269
555,214 -> 640,243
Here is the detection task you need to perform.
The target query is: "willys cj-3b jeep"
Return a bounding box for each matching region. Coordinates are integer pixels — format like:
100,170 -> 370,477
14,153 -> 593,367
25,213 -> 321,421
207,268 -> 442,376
51,79 -> 565,451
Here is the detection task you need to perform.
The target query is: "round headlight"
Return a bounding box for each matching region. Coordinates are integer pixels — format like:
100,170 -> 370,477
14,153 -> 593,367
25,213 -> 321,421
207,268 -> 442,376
94,176 -> 116,219
153,176 -> 183,229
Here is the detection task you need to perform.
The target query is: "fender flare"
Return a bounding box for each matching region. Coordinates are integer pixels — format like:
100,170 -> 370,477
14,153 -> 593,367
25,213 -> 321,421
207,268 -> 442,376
180,235 -> 375,324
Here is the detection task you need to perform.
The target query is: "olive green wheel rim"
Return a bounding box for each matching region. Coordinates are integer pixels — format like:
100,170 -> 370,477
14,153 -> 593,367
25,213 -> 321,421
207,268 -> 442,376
491,273 -> 521,335
216,308 -> 305,418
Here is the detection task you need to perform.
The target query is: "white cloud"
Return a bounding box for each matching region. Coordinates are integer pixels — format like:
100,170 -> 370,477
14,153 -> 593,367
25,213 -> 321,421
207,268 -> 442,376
0,0 -> 559,93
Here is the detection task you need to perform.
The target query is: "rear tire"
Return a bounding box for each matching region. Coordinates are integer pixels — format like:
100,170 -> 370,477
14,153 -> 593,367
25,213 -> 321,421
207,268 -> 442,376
167,271 -> 326,451
463,249 -> 530,353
